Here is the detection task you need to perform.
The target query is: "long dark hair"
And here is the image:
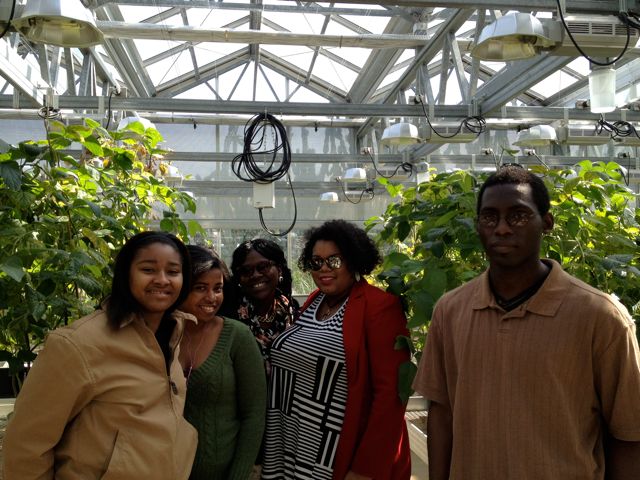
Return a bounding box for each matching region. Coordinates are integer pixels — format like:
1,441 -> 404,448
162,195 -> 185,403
105,231 -> 192,329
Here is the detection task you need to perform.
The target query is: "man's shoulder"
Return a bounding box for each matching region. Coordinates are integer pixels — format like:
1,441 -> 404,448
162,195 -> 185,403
561,270 -> 633,321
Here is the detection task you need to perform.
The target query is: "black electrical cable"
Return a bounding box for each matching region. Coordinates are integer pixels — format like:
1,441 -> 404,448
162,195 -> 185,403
365,151 -> 413,179
622,155 -> 631,186
232,113 -> 297,237
232,113 -> 292,183
105,89 -> 115,130
336,178 -> 375,204
418,98 -> 486,139
595,115 -> 639,140
555,0 -> 630,66
38,106 -> 61,120
0,0 -> 16,42
258,172 -> 298,236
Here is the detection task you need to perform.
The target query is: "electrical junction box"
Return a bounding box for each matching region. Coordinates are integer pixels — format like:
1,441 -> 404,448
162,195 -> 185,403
253,182 -> 275,208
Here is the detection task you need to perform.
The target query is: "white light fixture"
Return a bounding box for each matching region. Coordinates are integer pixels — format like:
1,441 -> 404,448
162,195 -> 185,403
342,167 -> 368,183
513,125 -> 557,147
12,0 -> 104,48
117,116 -> 155,132
555,124 -> 611,145
589,65 -> 616,114
424,125 -> 478,144
471,12 -> 557,61
380,122 -> 421,146
319,192 -> 340,203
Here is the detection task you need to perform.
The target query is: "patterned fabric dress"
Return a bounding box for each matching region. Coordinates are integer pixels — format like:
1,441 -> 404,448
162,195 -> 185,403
262,294 -> 349,480
234,291 -> 297,374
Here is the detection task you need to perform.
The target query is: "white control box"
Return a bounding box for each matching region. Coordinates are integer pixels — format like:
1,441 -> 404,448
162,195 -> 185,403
253,182 -> 275,208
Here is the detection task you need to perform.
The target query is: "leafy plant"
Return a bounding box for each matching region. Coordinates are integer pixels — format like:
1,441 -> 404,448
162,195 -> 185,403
0,118 -> 205,394
368,161 -> 640,398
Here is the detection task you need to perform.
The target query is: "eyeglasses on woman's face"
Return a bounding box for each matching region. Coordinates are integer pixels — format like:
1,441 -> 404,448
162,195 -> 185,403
236,260 -> 276,278
307,254 -> 343,271
477,210 -> 535,228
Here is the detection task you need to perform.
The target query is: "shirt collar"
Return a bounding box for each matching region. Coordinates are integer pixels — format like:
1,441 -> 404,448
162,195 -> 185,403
118,309 -> 197,328
472,259 -> 569,317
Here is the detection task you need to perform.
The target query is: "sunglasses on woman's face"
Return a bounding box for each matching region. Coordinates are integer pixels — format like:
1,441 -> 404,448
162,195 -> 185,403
237,260 -> 275,278
307,254 -> 343,271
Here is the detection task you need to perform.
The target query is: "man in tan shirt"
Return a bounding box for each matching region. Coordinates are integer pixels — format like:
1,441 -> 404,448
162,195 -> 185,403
413,165 -> 640,480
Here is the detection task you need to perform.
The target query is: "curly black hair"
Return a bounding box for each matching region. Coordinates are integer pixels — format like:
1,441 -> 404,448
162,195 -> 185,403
298,219 -> 381,276
477,164 -> 550,216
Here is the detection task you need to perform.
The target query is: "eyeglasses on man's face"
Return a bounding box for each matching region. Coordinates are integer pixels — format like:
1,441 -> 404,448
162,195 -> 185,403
307,254 -> 343,271
237,260 -> 275,277
477,210 -> 535,228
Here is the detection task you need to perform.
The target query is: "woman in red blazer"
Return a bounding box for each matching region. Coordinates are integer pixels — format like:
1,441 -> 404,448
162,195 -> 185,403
261,220 -> 411,480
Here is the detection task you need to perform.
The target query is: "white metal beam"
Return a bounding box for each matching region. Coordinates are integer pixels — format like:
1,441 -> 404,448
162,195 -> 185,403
0,39 -> 45,106
96,21 -> 433,48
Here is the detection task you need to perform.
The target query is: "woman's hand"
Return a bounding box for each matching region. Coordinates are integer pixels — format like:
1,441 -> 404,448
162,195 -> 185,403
344,471 -> 372,480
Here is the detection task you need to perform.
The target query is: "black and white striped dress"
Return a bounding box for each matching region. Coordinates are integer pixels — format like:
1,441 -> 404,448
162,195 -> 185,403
261,294 -> 349,480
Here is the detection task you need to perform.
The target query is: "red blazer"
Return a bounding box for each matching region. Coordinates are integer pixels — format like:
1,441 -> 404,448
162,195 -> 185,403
301,280 -> 412,480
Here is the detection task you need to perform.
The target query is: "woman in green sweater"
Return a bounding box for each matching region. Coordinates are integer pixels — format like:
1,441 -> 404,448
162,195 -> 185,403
179,245 -> 267,480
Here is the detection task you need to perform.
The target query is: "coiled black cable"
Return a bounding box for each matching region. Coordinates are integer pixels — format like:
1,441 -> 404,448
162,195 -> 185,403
365,151 -> 413,179
231,113 -> 297,236
418,99 -> 486,139
336,178 -> 375,204
232,113 -> 292,183
595,115 -> 639,140
594,115 -> 635,186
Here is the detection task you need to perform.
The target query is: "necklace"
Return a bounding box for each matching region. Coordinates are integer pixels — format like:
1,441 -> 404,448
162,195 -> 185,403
182,321 -> 215,380
255,299 -> 277,324
318,294 -> 349,321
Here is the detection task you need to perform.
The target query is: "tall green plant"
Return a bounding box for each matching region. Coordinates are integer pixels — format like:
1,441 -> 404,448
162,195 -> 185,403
368,162 -> 640,396
0,118 -> 204,393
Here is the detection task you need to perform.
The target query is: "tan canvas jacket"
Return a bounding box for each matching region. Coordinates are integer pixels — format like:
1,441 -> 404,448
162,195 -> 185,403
3,308 -> 198,480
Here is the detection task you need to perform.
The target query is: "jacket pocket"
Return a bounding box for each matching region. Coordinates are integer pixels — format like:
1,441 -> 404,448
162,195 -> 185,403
100,430 -> 131,480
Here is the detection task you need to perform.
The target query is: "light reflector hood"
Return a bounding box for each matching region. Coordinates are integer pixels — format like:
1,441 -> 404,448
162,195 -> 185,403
472,12 -> 556,61
13,0 -> 103,47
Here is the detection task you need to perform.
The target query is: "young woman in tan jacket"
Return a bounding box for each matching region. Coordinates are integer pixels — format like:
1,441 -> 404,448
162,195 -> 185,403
3,231 -> 198,480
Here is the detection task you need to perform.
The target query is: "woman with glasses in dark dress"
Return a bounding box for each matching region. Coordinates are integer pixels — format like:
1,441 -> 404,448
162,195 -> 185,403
222,239 -> 298,375
261,220 -> 411,480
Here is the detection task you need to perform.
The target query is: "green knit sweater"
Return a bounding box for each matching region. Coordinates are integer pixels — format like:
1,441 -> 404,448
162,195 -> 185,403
184,318 -> 267,480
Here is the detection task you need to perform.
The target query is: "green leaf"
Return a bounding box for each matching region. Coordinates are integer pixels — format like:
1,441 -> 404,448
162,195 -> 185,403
394,335 -> 414,354
396,220 -> 411,241
160,218 -> 175,232
36,278 -> 56,296
145,128 -> 164,147
83,135 -> 104,156
67,124 -> 93,139
19,142 -> 45,160
565,215 -> 580,237
84,118 -> 101,129
422,267 -> 448,299
397,360 -> 418,404
1,256 -> 25,282
0,161 -> 22,190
